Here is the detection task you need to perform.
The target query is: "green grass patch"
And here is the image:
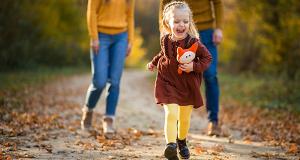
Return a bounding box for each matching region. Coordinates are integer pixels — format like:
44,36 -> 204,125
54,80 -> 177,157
0,66 -> 89,92
219,72 -> 300,113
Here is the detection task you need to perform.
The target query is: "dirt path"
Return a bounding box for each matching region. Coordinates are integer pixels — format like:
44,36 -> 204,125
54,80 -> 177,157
1,70 -> 299,159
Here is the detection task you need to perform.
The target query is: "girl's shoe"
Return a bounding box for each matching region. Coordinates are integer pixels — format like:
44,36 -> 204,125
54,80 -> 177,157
164,143 -> 179,160
81,107 -> 93,130
102,116 -> 115,139
177,138 -> 190,159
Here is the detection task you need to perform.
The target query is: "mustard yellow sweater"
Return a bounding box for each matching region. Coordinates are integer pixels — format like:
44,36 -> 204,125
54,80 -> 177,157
87,0 -> 135,44
160,0 -> 224,31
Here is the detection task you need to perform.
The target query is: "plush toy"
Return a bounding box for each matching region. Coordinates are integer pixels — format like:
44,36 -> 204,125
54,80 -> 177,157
176,42 -> 198,74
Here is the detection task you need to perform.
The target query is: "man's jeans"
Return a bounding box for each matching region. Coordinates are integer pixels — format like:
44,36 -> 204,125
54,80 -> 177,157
85,32 -> 128,116
199,29 -> 220,123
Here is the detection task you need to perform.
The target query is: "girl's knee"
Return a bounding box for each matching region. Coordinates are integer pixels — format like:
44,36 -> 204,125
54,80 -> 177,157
179,106 -> 193,124
166,111 -> 178,121
179,116 -> 191,126
180,117 -> 190,123
164,104 -> 179,121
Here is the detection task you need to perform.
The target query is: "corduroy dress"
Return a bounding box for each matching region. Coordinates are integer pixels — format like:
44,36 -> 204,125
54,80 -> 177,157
150,34 -> 212,108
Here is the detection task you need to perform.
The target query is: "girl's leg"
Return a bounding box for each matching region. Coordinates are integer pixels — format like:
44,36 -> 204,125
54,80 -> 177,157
163,104 -> 179,143
178,105 -> 193,140
105,32 -> 128,116
163,104 -> 179,159
177,105 -> 193,159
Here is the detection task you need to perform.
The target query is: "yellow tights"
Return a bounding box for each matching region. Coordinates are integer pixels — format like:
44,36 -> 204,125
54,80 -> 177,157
163,104 -> 193,143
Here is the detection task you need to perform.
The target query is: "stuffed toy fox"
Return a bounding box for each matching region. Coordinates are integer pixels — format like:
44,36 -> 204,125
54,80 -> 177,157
176,42 -> 198,75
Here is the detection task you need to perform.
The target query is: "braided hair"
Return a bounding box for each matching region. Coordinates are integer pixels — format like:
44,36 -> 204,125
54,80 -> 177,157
161,1 -> 199,39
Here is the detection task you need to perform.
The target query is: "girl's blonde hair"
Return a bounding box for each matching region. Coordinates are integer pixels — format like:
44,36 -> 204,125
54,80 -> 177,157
161,1 -> 199,39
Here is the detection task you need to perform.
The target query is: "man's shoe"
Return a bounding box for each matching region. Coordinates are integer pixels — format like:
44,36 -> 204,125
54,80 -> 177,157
207,121 -> 220,136
81,107 -> 93,130
177,138 -> 190,159
164,143 -> 179,160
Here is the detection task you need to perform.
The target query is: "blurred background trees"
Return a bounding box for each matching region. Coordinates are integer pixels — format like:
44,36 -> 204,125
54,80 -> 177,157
221,0 -> 300,80
0,0 -> 89,71
0,0 -> 299,110
2,0 -> 299,78
219,0 -> 300,110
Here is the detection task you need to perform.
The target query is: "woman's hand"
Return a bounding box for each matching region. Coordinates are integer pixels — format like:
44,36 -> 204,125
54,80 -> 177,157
126,43 -> 132,57
179,62 -> 194,73
91,39 -> 99,54
213,28 -> 223,45
147,62 -> 156,71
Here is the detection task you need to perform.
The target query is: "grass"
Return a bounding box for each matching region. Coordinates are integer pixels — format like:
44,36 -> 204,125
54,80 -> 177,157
0,66 -> 89,92
218,72 -> 300,114
148,70 -> 299,113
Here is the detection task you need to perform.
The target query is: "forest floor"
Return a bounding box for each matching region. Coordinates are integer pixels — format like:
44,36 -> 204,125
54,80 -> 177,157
1,69 -> 299,159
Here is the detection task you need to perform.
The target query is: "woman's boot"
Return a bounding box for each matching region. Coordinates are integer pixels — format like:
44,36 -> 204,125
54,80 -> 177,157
81,107 -> 93,130
102,116 -> 115,139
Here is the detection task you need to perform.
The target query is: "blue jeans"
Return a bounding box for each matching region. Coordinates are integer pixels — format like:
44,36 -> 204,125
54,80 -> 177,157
85,32 -> 128,116
199,29 -> 220,123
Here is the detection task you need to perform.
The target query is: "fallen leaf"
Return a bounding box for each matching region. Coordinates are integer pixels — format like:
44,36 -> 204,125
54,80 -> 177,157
228,136 -> 235,144
6,155 -> 12,160
243,135 -> 253,144
211,144 -> 224,152
74,140 -> 84,145
194,145 -> 207,155
251,151 -> 278,158
133,129 -> 142,138
83,143 -> 93,150
286,143 -> 298,154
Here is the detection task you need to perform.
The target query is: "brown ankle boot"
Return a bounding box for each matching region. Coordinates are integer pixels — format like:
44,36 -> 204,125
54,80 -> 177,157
207,121 -> 220,136
81,107 -> 93,130
102,116 -> 115,138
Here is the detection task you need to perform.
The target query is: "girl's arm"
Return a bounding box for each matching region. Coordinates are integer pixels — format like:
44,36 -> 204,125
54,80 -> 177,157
87,0 -> 101,41
147,50 -> 163,71
150,50 -> 163,66
193,41 -> 212,73
150,35 -> 167,66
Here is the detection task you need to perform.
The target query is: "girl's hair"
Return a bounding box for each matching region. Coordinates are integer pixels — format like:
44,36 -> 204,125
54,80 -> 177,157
161,1 -> 199,39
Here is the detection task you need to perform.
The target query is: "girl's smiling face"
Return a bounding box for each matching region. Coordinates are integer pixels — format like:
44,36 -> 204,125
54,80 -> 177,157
168,8 -> 190,40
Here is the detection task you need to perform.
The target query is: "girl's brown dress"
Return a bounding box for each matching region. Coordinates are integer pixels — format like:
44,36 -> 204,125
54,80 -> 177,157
150,34 -> 212,108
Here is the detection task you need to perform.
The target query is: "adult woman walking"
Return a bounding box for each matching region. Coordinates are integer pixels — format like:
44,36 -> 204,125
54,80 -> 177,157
81,0 -> 135,137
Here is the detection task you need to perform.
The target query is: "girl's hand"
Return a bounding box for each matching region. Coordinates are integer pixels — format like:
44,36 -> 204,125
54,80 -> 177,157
213,29 -> 223,45
126,43 -> 132,57
179,62 -> 194,73
91,39 -> 99,54
147,62 -> 156,71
